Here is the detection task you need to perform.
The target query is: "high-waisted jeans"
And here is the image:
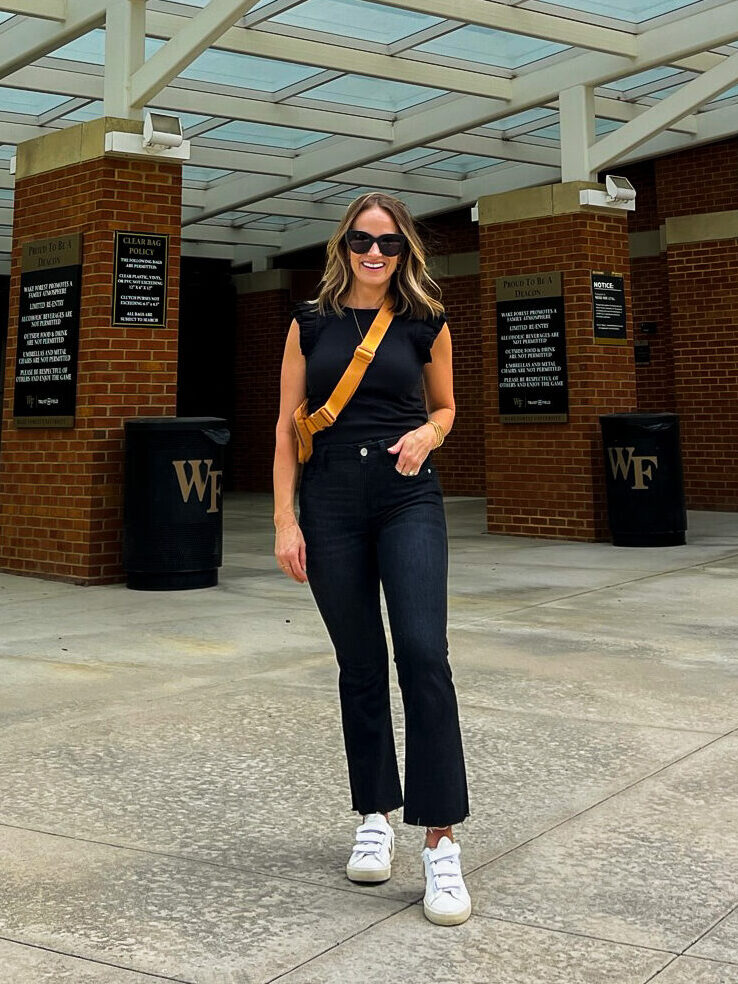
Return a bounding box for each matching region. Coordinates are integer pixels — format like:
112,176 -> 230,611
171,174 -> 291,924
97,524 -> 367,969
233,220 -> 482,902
298,432 -> 469,828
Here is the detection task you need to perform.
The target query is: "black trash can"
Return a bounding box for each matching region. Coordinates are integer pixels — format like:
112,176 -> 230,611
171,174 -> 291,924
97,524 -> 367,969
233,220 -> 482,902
600,412 -> 686,547
124,417 -> 230,590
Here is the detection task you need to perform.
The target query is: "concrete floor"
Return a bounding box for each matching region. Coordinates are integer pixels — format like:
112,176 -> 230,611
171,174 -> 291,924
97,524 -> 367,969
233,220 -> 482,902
1,494 -> 736,984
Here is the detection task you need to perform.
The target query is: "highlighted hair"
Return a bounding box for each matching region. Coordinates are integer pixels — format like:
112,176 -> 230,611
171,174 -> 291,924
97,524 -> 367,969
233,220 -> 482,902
315,192 -> 444,320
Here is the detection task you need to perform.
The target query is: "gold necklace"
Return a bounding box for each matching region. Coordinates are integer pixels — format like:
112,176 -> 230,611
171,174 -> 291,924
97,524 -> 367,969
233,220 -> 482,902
350,307 -> 364,341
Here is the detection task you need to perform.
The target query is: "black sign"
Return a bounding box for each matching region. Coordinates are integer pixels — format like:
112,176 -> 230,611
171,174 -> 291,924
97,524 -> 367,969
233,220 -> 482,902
592,272 -> 627,344
14,234 -> 83,428
112,231 -> 169,327
634,341 -> 651,365
496,272 -> 568,424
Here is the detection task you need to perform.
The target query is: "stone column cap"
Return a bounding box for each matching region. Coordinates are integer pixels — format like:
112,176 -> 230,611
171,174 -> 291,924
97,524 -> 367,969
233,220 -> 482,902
16,117 -> 145,181
478,181 -> 612,225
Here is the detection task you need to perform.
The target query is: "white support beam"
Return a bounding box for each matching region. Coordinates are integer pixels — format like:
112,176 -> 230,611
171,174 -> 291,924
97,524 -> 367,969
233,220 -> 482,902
559,85 -> 595,182
591,96 -> 697,136
145,9 -> 512,101
514,3 -> 738,111
182,224 -> 282,247
104,0 -> 146,119
190,143 -> 294,176
182,241 -> 236,261
0,0 -> 105,80
362,0 -> 638,57
431,133 -> 560,167
191,0 -> 738,228
0,2 -> 65,17
6,63 -> 395,140
590,49 -> 738,173
130,0 -> 261,109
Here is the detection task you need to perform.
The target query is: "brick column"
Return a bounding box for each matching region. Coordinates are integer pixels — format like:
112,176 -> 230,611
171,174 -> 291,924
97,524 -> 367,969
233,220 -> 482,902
232,270 -> 293,492
429,252 -> 484,497
479,182 -> 637,540
665,211 -> 738,511
0,119 -> 182,584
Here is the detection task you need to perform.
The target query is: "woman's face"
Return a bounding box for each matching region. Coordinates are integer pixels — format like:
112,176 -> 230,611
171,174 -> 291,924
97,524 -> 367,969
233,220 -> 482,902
346,206 -> 402,296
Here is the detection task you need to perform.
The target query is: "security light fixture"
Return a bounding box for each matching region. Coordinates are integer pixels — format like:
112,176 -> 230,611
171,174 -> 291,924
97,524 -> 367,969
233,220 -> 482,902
579,174 -> 636,212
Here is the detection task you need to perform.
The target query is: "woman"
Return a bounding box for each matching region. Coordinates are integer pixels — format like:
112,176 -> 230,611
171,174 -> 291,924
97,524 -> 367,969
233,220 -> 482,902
272,192 -> 471,926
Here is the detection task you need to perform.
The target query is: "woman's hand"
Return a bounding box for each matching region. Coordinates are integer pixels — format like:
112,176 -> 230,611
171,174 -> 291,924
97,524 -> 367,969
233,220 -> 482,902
275,520 -> 308,582
386,424 -> 436,476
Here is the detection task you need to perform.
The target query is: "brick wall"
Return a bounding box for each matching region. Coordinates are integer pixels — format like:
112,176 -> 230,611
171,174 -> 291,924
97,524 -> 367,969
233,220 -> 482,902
422,208 -> 480,256
618,140 -> 738,510
434,273 -> 484,496
233,287 -> 292,492
0,157 -> 182,583
655,138 -> 738,219
480,210 -> 637,540
630,254 -> 675,413
667,238 -> 738,510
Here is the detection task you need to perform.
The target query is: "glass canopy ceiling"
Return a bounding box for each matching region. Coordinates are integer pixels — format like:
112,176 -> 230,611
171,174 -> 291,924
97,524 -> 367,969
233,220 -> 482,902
0,0 -> 736,269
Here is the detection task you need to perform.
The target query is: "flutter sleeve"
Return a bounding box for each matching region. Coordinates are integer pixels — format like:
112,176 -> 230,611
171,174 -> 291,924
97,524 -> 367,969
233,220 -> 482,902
292,301 -> 322,358
414,311 -> 447,364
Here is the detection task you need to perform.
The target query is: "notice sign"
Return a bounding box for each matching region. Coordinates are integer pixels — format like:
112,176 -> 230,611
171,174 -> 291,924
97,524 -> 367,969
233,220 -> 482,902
592,272 -> 627,344
496,272 -> 568,424
112,231 -> 169,327
14,234 -> 83,428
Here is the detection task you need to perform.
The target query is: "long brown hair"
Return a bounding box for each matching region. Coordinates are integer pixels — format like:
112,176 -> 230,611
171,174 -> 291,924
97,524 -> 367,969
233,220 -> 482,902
315,192 -> 443,319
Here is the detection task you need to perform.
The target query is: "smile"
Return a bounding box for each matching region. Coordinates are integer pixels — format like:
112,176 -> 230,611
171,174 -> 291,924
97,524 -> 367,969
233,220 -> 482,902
361,261 -> 385,269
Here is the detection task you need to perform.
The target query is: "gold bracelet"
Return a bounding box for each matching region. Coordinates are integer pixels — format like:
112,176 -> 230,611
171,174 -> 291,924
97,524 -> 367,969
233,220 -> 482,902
428,419 -> 445,449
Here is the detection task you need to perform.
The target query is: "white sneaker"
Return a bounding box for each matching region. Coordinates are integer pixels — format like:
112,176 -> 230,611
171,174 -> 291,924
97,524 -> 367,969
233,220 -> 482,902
422,836 -> 472,926
346,813 -> 395,883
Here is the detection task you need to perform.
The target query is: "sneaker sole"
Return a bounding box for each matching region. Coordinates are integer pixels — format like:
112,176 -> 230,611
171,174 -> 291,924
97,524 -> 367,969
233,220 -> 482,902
423,899 -> 472,926
346,864 -> 392,883
346,840 -> 395,884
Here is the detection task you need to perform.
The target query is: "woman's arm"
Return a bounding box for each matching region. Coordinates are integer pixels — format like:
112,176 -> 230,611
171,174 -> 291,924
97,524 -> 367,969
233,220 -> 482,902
422,322 -> 456,441
273,319 -> 308,582
386,322 -> 455,472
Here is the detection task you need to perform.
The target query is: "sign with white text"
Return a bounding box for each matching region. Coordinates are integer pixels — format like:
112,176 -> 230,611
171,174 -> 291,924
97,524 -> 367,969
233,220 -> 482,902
14,234 -> 83,428
495,272 -> 568,424
112,231 -> 169,327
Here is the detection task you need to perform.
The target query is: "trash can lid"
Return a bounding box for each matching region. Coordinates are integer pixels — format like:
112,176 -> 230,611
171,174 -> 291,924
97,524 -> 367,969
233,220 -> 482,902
599,412 -> 678,423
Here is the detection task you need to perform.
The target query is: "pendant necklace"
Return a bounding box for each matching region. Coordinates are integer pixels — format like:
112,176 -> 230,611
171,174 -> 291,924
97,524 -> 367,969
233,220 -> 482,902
350,307 -> 364,341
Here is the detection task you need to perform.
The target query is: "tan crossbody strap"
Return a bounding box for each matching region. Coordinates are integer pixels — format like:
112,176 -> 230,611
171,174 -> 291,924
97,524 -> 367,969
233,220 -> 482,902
304,298 -> 394,435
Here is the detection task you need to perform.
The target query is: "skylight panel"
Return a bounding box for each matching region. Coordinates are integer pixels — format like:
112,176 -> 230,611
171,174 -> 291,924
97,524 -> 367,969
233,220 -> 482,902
423,154 -> 504,174
183,166 -> 233,183
417,25 -> 568,69
301,75 -> 446,112
0,88 -> 70,116
487,109 -> 557,131
204,120 -> 328,150
539,1 -> 701,23
605,66 -> 683,91
178,47 -> 324,92
379,147 -> 442,166
271,0 -> 442,44
53,30 -> 161,65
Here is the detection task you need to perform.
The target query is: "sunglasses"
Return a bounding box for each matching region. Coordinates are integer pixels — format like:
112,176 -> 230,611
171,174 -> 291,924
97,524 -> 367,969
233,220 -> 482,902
345,229 -> 406,257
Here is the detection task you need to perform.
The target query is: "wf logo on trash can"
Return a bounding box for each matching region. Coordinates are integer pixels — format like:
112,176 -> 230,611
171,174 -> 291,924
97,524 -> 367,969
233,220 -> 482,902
172,459 -> 223,513
607,447 -> 658,490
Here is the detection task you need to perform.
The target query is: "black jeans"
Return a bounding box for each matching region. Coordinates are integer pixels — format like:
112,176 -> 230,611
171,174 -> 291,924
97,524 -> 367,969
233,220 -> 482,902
298,432 -> 469,828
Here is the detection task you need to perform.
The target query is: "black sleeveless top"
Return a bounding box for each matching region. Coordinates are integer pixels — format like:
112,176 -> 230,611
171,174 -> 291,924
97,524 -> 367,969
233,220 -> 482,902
293,302 -> 445,447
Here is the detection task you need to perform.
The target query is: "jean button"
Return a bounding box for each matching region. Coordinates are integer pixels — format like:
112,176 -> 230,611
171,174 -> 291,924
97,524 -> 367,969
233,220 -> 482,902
360,447 -> 368,456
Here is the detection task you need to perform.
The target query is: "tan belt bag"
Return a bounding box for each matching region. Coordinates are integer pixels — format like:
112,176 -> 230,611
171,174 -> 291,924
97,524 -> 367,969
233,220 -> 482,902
292,299 -> 394,464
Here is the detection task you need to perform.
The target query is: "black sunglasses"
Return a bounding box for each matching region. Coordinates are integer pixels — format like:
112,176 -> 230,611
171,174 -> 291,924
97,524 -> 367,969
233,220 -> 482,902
345,229 -> 406,257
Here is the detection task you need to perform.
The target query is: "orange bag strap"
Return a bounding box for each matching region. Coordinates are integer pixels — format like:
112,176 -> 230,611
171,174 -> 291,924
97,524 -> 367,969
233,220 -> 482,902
303,298 -> 394,436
